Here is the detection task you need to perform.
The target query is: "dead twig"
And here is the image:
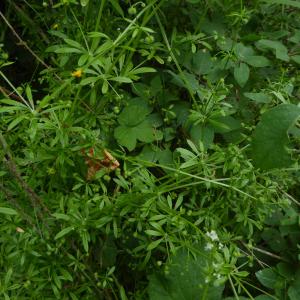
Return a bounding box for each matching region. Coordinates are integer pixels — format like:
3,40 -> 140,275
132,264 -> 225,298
0,85 -> 24,102
0,10 -> 61,81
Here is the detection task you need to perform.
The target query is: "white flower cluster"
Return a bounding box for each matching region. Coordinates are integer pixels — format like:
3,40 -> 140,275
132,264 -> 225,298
206,230 -> 219,241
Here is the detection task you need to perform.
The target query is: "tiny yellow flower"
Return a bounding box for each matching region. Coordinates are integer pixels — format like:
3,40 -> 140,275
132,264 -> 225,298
71,69 -> 83,78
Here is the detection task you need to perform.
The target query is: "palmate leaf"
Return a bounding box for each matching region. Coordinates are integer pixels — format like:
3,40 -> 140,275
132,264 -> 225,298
251,104 -> 300,170
118,105 -> 149,127
114,126 -> 137,151
114,120 -> 156,151
148,244 -> 224,300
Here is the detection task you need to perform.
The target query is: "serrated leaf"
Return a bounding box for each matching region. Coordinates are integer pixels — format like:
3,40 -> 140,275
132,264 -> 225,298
234,62 -> 249,87
252,104 -> 300,170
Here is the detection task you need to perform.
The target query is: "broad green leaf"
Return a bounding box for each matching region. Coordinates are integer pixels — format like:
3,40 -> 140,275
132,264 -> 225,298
0,207 -> 18,215
234,62 -> 249,87
114,126 -> 137,151
209,116 -> 241,133
291,55 -> 300,64
148,244 -> 224,300
244,92 -> 271,104
190,124 -> 214,150
256,39 -> 289,61
169,70 -> 200,93
255,268 -> 278,289
134,120 -> 155,143
252,104 -> 300,170
118,105 -> 149,127
289,30 -> 300,43
234,43 -> 255,60
192,50 -> 213,74
243,56 -> 271,67
288,283 -> 300,300
55,226 -> 74,240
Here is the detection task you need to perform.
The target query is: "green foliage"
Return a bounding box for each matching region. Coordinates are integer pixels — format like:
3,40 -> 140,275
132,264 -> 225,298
1,0 -> 300,299
252,104 -> 300,170
148,244 -> 224,300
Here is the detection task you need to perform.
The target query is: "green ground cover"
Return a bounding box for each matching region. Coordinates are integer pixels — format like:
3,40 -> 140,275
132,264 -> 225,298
0,0 -> 300,299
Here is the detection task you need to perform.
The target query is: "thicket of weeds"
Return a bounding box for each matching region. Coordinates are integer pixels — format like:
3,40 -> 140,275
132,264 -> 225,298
0,0 -> 300,299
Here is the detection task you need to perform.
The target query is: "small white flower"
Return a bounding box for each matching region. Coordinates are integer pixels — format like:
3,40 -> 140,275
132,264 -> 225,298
206,230 -> 219,241
204,242 -> 214,251
218,243 -> 224,249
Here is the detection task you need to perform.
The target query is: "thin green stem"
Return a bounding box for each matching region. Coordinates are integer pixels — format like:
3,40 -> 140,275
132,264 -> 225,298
0,71 -> 33,111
